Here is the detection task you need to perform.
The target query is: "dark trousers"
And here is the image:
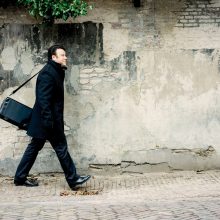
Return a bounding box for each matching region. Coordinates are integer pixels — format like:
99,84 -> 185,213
14,136 -> 79,187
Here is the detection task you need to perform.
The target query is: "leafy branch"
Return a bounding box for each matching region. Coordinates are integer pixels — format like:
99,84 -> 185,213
17,0 -> 93,24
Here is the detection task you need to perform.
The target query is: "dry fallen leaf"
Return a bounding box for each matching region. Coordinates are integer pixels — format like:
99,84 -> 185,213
60,189 -> 99,196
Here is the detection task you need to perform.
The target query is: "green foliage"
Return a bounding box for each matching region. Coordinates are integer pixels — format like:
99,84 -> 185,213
17,0 -> 93,24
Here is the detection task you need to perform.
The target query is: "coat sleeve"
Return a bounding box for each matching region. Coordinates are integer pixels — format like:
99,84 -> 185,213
36,71 -> 54,129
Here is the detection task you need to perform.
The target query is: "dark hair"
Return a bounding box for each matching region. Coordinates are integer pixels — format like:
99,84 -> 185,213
48,44 -> 66,60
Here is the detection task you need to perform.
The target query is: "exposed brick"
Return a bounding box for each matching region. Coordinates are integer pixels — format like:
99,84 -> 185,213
185,16 -> 194,19
212,14 -> 220,18
178,16 -> 185,19
190,12 -> 199,15
81,68 -> 94,74
90,73 -> 98,77
183,23 -> 199,27
198,4 -> 207,8
188,5 -> 197,9
188,19 -> 197,23
175,24 -> 184,27
195,15 -> 212,19
96,73 -> 105,77
179,19 -> 189,23
94,68 -> 106,73
175,1 -> 220,28
206,7 -> 220,11
178,12 -> 190,16
80,78 -> 90,85
198,19 -> 215,23
185,8 -> 196,12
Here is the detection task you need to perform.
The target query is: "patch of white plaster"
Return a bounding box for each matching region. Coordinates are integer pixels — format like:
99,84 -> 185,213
1,47 -> 17,71
20,52 -> 34,75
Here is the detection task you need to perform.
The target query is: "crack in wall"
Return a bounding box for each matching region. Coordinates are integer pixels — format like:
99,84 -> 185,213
89,146 -> 218,173
89,161 -> 172,173
171,146 -> 215,157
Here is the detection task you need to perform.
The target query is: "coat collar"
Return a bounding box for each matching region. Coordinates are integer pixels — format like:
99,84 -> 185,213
48,60 -> 66,80
48,60 -> 67,71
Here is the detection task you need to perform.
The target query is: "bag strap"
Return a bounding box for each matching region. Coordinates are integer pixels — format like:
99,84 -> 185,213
9,71 -> 39,96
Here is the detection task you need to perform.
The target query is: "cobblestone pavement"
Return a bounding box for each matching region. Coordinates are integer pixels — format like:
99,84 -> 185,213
0,170 -> 220,219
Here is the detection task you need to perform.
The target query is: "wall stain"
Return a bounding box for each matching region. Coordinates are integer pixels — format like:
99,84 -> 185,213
110,51 -> 137,81
32,25 -> 41,53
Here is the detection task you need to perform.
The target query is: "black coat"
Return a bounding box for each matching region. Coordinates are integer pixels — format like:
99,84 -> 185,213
27,60 -> 65,140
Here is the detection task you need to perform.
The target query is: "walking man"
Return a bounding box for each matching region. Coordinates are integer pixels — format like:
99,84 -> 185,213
14,44 -> 90,189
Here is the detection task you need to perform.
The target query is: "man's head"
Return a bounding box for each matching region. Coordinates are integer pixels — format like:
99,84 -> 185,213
48,44 -> 67,67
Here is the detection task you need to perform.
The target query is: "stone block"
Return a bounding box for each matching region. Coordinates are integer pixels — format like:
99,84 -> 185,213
80,78 -> 90,84
198,19 -> 215,23
179,12 -> 191,16
175,24 -> 184,27
190,12 -> 199,15
196,15 -> 212,19
96,73 -> 105,77
90,73 -> 98,77
185,8 -> 199,12
198,4 -> 206,8
179,19 -> 189,23
94,67 -> 107,73
188,19 -> 197,23
184,23 -> 199,27
185,16 -> 194,19
81,68 -> 94,74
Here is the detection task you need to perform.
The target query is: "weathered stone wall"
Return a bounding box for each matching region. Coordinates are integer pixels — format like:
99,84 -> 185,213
1,0 -> 220,176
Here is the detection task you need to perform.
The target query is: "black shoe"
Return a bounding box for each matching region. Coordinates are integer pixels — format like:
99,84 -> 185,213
14,179 -> 39,187
71,175 -> 91,189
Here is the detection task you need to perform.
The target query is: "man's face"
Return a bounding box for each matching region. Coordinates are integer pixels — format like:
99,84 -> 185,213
52,48 -> 67,66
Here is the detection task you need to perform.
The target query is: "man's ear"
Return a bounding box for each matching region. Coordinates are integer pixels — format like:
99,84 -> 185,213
52,54 -> 56,60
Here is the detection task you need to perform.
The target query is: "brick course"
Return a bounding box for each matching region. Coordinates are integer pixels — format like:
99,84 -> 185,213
175,0 -> 220,28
